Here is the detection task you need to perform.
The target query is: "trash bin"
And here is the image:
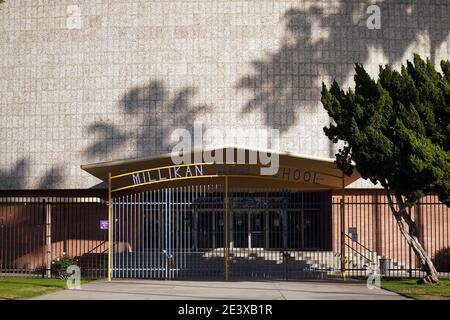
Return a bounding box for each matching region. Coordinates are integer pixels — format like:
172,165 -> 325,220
379,257 -> 391,275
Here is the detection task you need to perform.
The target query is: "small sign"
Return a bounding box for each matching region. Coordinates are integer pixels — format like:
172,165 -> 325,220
100,220 -> 108,230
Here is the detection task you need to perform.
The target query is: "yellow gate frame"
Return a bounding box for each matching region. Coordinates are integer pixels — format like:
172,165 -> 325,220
106,162 -> 346,281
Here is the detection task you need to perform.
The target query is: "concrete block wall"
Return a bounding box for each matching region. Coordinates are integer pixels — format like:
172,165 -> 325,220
0,0 -> 449,189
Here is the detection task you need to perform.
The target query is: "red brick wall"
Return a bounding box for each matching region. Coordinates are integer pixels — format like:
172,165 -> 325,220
332,190 -> 450,272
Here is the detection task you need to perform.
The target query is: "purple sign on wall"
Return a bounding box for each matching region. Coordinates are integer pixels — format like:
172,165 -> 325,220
100,220 -> 108,230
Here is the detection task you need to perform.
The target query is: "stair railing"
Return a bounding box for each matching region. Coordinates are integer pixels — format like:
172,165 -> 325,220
344,233 -> 375,266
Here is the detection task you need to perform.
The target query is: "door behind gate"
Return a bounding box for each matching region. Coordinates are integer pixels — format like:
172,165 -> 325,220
111,184 -> 225,279
111,186 -> 333,280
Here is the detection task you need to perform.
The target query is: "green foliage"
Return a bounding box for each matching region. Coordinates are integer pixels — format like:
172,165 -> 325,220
51,256 -> 77,279
322,54 -> 450,207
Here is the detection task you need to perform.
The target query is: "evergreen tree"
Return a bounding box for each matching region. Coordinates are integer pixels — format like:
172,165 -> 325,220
322,54 -> 449,283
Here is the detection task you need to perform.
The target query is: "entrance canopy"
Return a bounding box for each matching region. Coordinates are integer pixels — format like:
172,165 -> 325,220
81,146 -> 360,193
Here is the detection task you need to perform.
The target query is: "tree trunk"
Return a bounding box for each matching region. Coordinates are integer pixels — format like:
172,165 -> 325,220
386,191 -> 439,284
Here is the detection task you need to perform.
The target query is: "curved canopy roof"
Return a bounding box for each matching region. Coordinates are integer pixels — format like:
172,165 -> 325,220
81,146 -> 360,192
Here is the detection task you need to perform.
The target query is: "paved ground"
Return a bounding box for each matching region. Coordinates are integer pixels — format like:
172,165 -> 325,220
33,279 -> 407,300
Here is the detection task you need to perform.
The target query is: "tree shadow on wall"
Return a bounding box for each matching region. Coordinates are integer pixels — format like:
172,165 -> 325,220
85,81 -> 209,161
0,158 -> 63,189
237,0 -> 450,134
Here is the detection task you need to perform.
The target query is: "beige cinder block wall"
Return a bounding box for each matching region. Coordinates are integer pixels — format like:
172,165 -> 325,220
0,0 -> 449,189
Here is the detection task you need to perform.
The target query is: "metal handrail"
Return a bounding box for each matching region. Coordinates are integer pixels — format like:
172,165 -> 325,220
344,234 -> 375,264
344,243 -> 374,264
77,240 -> 108,257
344,233 -> 373,253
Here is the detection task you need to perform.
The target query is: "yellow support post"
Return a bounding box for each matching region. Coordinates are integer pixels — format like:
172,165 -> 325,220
108,172 -> 112,282
341,172 -> 346,281
225,175 -> 229,281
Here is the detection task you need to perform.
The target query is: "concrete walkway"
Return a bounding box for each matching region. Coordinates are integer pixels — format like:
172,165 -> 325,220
33,279 -> 407,300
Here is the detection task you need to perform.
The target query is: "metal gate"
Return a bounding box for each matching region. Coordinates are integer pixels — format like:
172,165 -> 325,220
110,185 -> 335,280
111,185 -> 226,279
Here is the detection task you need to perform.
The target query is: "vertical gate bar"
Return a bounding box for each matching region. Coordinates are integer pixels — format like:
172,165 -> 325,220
13,197 -> 16,275
11,197 -> 18,277
110,197 -> 113,278
129,194 -> 132,279
29,197 -> 33,277
12,197 -> 16,276
138,192 -> 141,278
150,190 -> 158,278
340,172 -> 346,281
188,185 -> 190,276
160,188 -> 162,279
74,196 -> 78,276
69,198 -> 73,278
133,193 -> 136,278
124,195 -> 127,279
142,191 -> 145,278
140,192 -> 143,278
21,198 -> 25,276
174,188 -> 177,279
136,192 -> 139,278
18,198 -> 22,276
151,190 -> 155,279
44,199 -> 51,278
129,194 -> 131,279
6,197 -> 9,275
107,173 -> 112,281
177,187 -> 180,279
1,200 -> 5,275
165,188 -> 168,280
147,191 -> 151,279
182,186 -> 185,275
115,196 -> 118,279
124,195 -> 128,278
131,194 -> 134,278
187,186 -> 190,278
121,195 -> 124,278
178,187 -> 181,278
0,200 -> 3,276
225,176 -> 229,281
169,188 -> 172,279
117,195 -> 120,279
150,191 -> 153,279
112,196 -> 115,279
182,187 -> 185,275
16,197 -> 23,276
149,190 -> 152,278
167,187 -> 170,279
158,189 -> 162,279
119,196 -> 123,278
142,191 -> 144,278
145,191 -> 148,279
193,185 -> 195,279
158,189 -> 161,279
16,197 -> 20,276
157,189 -> 159,279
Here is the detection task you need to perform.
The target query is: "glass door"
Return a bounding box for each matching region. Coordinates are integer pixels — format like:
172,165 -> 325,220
249,211 -> 265,248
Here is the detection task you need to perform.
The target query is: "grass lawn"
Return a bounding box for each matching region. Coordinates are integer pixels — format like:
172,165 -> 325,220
0,277 -> 90,300
381,277 -> 450,300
